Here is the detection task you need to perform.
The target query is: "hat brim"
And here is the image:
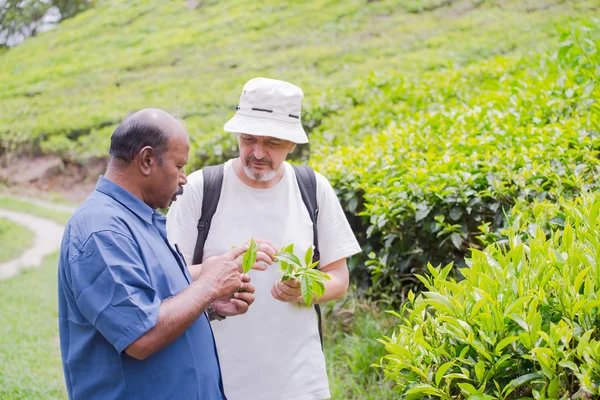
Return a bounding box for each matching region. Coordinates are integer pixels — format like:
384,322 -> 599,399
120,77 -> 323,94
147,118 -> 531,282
224,113 -> 309,144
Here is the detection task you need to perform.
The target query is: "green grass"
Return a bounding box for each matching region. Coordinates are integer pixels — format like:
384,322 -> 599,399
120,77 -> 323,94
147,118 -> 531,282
0,253 -> 67,400
0,197 -> 73,225
323,293 -> 397,399
0,218 -> 34,263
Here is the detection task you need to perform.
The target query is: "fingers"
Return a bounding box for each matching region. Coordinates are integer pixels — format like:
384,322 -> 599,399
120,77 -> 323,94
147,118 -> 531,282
254,238 -> 279,254
251,251 -> 273,270
233,291 -> 254,306
282,278 -> 300,288
238,276 -> 255,294
228,298 -> 250,315
255,242 -> 278,260
271,280 -> 301,302
225,245 -> 249,261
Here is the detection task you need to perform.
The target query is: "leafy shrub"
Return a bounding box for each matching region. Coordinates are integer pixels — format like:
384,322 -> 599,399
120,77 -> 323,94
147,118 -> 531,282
0,0 -> 589,165
377,192 -> 600,398
311,24 -> 600,304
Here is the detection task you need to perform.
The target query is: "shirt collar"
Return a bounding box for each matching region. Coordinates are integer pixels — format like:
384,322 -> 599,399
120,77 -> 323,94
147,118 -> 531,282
95,176 -> 155,225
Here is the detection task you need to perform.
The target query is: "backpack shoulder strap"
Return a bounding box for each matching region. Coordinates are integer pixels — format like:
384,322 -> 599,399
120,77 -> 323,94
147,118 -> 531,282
192,164 -> 224,265
292,164 -> 325,348
291,164 -> 320,263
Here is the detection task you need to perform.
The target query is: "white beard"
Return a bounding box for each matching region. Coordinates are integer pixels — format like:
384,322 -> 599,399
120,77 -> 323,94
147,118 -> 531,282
243,164 -> 277,182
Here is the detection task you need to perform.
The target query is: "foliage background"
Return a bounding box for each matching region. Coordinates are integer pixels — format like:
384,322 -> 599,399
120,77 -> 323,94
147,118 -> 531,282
2,0 -> 599,304
1,1 -> 600,398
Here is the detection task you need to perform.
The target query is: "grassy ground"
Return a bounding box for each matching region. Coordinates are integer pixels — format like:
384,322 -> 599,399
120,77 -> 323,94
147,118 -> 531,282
0,218 -> 34,263
323,294 -> 397,399
0,197 -> 73,225
0,253 -> 67,400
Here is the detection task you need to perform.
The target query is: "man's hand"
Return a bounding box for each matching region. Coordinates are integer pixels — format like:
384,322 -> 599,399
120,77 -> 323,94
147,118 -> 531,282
213,275 -> 256,317
198,246 -> 247,300
271,279 -> 302,303
233,238 -> 279,272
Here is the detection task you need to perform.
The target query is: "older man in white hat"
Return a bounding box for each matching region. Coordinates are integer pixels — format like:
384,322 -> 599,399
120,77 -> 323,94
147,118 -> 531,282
166,78 -> 361,400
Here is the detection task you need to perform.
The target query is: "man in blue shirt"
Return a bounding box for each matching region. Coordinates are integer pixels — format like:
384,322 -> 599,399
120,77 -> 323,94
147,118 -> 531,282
58,108 -> 276,399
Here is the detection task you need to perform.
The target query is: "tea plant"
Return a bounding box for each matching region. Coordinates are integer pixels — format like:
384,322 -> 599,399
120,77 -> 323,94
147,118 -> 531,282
312,23 -> 600,303
275,244 -> 330,307
378,192 -> 600,398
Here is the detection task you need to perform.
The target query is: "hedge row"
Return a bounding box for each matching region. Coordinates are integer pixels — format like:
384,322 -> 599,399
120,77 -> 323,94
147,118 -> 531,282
309,24 -> 600,303
378,191 -> 600,398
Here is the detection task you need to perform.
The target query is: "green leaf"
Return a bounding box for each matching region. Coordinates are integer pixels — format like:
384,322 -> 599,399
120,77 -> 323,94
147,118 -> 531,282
242,238 -> 257,274
312,279 -> 325,298
474,360 -> 486,381
495,336 -> 519,353
574,267 -> 590,293
305,245 -> 314,267
558,42 -> 573,61
451,232 -> 463,249
503,373 -> 544,396
558,360 -> 578,372
275,251 -> 302,267
548,377 -> 560,398
508,314 -> 529,331
435,361 -> 454,386
405,384 -> 448,400
300,274 -> 313,307
423,292 -> 454,314
457,383 -> 477,395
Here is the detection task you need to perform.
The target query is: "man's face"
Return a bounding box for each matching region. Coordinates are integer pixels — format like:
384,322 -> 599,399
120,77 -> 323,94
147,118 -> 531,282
238,134 -> 295,181
153,133 -> 189,209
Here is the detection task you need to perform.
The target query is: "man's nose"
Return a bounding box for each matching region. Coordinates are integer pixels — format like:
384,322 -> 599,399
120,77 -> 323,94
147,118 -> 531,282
179,171 -> 188,186
253,142 -> 266,159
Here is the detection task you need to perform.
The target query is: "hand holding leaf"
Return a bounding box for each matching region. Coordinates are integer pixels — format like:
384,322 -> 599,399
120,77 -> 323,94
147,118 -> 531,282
274,244 -> 330,307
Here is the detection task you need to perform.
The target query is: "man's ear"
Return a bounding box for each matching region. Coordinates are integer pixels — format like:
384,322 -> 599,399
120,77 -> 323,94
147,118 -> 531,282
137,146 -> 156,176
289,143 -> 297,153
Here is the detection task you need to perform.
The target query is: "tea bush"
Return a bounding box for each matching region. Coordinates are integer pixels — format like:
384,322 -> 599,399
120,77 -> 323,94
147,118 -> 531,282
378,192 -> 600,398
311,24 -> 600,302
0,0 -> 593,165
1,0 -> 599,301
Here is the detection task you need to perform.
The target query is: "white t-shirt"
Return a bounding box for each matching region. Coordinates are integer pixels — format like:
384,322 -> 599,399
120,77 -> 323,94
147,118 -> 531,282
166,160 -> 361,400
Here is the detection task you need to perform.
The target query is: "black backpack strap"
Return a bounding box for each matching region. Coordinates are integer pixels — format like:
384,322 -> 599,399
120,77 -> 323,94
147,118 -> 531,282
192,164 -> 225,265
291,164 -> 320,262
291,164 -> 324,348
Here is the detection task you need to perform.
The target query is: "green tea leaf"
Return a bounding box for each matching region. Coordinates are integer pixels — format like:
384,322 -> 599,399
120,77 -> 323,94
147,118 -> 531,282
241,238 -> 257,274
435,361 -> 454,386
503,373 -> 544,396
495,336 -> 519,353
305,245 -> 314,267
275,251 -> 302,267
301,274 -> 313,307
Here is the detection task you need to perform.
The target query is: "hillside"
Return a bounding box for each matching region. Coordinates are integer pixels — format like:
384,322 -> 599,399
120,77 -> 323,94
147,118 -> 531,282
0,0 -> 594,167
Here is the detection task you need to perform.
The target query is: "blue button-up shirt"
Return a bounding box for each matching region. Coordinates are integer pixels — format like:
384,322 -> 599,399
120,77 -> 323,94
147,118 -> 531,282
58,176 -> 225,400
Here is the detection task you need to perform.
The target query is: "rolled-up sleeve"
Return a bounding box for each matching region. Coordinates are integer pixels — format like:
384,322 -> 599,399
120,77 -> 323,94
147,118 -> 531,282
69,230 -> 161,353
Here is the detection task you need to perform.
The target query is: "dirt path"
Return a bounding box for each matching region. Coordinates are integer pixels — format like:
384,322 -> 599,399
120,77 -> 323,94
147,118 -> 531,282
0,209 -> 66,280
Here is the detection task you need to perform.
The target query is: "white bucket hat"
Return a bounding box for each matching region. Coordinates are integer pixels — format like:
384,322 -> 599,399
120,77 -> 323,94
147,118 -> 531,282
223,77 -> 309,144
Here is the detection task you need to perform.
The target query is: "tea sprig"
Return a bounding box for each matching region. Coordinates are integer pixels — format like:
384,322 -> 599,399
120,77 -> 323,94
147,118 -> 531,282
275,243 -> 330,307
